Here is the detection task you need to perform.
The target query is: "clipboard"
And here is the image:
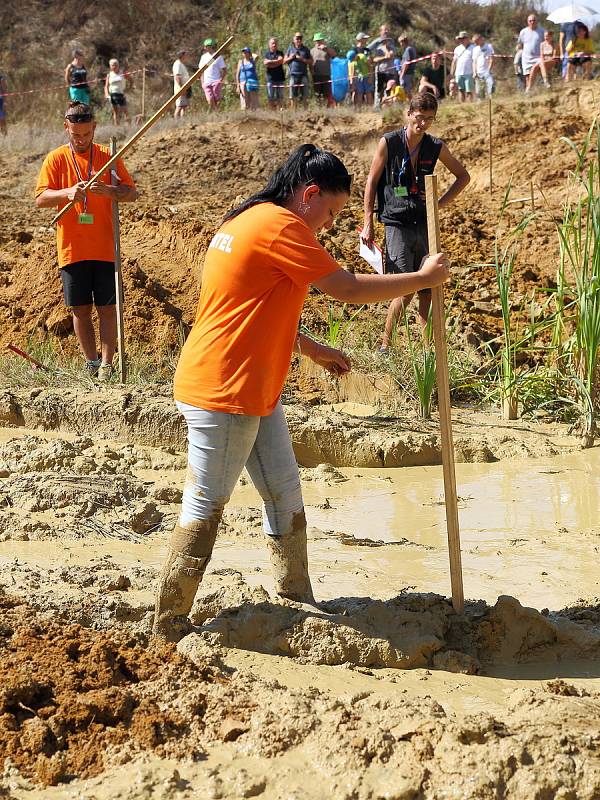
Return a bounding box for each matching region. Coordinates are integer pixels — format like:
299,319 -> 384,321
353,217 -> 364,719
357,229 -> 384,275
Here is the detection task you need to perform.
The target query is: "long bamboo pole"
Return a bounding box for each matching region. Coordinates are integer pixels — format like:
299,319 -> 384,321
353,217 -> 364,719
52,37 -> 234,225
425,173 -> 465,613
488,97 -> 493,196
110,137 -> 127,383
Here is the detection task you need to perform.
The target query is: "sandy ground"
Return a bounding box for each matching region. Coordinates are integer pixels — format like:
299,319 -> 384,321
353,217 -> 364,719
1,87 -> 599,354
2,84 -> 600,799
1,392 -> 600,798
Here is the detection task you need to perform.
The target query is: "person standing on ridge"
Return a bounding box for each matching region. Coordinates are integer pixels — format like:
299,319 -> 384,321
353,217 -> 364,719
284,32 -> 313,109
518,13 -> 545,92
310,33 -> 336,107
361,92 -> 469,352
35,103 -> 137,380
172,49 -> 191,118
104,58 -> 130,125
397,34 -> 417,100
199,39 -> 227,111
264,37 -> 286,109
451,31 -> 474,102
419,52 -> 445,100
65,49 -> 90,105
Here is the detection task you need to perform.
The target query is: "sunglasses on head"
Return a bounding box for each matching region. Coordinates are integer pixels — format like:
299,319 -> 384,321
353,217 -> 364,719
65,113 -> 94,123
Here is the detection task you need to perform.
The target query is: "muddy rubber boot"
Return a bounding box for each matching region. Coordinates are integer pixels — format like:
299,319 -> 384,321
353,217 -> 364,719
152,520 -> 219,643
265,511 -> 315,603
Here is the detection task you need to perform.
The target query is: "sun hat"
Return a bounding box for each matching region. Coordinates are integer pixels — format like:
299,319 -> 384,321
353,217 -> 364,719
346,49 -> 357,60
456,30 -> 469,39
313,32 -> 326,41
203,38 -> 215,47
355,32 -> 369,40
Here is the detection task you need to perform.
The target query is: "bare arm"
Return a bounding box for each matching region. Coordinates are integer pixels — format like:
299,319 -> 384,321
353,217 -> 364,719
314,253 -> 449,303
64,65 -> 72,85
36,186 -> 84,208
437,143 -> 470,208
294,333 -> 351,375
361,137 -> 388,246
104,75 -> 110,98
450,57 -> 457,77
419,77 -> 438,96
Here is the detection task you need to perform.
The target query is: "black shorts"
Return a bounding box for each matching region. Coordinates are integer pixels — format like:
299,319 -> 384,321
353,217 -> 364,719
384,224 -> 431,295
60,260 -> 116,307
110,92 -> 127,106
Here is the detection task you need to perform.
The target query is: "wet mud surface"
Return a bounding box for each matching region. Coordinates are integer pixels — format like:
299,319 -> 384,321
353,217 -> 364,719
0,418 -> 599,797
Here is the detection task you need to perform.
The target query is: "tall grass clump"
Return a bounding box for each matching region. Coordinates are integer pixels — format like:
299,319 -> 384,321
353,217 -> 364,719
404,309 -> 436,419
556,119 -> 600,443
479,180 -> 534,419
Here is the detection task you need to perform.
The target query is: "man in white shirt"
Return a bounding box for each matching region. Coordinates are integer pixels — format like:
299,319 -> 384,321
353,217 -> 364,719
172,49 -> 191,119
518,14 -> 545,81
472,33 -> 494,99
199,38 -> 227,111
451,31 -> 474,102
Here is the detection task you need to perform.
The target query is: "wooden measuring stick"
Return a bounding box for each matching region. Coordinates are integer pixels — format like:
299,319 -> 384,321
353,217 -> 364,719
488,98 -> 493,196
425,174 -> 465,613
110,138 -> 127,383
52,36 -> 234,225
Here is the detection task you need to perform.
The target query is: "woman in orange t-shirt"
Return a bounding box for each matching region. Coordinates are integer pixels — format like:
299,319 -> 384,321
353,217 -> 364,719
154,143 -> 450,642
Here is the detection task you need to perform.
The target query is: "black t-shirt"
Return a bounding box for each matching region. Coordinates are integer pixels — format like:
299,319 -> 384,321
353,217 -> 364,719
421,64 -> 445,98
264,49 -> 285,82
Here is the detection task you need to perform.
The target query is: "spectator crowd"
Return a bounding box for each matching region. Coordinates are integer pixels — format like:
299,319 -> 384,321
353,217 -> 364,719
0,14 -> 597,131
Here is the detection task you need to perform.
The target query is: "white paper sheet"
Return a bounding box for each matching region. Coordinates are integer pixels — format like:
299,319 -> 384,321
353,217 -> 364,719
358,232 -> 383,275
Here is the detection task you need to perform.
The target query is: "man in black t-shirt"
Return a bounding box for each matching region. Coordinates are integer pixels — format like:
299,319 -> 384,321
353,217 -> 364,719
264,37 -> 286,109
419,52 -> 446,99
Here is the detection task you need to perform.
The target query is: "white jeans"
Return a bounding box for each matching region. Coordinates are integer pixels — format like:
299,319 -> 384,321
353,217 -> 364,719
176,400 -> 303,537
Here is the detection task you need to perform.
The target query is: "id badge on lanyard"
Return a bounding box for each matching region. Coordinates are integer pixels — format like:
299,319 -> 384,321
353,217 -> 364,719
70,144 -> 95,224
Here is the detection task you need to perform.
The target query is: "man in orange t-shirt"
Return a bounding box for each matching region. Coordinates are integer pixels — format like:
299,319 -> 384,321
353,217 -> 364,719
35,102 -> 137,380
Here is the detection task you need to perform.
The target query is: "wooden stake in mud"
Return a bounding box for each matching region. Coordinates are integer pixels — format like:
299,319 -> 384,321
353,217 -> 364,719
425,174 -> 465,613
52,36 -> 234,225
280,106 -> 284,155
141,66 -> 146,121
110,137 -> 127,383
530,179 -> 535,212
488,98 -> 493,196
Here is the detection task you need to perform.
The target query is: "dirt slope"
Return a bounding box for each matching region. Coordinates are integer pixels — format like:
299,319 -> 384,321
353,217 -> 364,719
0,87 -> 596,356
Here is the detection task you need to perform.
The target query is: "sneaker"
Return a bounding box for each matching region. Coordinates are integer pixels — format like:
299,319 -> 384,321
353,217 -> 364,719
84,359 -> 101,377
377,345 -> 389,355
97,363 -> 114,383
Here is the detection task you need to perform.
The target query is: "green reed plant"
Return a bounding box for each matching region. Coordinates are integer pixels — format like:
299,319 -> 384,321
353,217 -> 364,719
404,309 -> 436,419
325,303 -> 363,348
555,119 -> 600,441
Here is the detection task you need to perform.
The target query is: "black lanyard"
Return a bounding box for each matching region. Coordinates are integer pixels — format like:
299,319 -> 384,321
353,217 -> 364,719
69,143 -> 93,213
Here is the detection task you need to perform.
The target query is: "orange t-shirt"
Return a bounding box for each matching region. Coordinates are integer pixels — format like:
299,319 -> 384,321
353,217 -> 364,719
174,203 -> 340,416
35,143 -> 135,267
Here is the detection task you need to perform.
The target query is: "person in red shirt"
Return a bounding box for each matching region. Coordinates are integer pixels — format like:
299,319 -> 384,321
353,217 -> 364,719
35,103 -> 137,380
154,143 -> 450,642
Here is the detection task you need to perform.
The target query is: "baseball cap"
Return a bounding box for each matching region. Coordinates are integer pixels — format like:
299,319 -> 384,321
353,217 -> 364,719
241,46 -> 251,52
203,38 -> 215,46
355,32 -> 369,40
313,32 -> 326,41
456,30 -> 469,39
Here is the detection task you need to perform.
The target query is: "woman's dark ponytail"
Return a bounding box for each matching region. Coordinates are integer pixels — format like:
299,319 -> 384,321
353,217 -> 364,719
223,143 -> 351,221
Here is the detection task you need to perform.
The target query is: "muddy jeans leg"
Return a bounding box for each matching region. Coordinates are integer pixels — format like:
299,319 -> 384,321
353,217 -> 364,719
153,403 -> 261,641
245,401 -> 313,601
